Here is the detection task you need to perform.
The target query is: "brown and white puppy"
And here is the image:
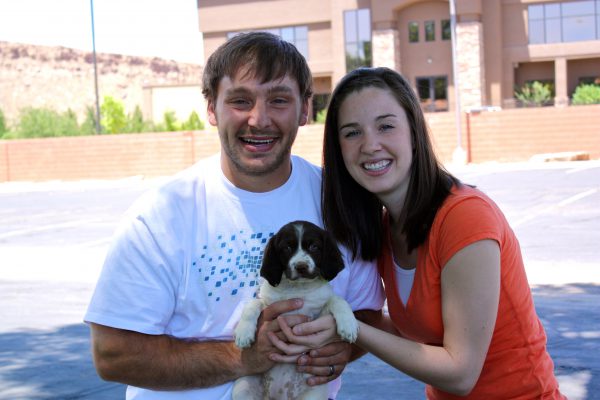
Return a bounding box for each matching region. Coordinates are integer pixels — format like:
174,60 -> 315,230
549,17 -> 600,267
233,220 -> 358,400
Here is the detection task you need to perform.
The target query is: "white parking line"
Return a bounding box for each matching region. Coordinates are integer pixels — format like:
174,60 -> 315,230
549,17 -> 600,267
0,218 -> 105,240
566,164 -> 600,174
513,188 -> 598,228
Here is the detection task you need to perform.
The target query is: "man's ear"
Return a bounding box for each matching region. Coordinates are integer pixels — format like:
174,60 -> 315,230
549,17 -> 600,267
207,101 -> 218,126
299,98 -> 309,126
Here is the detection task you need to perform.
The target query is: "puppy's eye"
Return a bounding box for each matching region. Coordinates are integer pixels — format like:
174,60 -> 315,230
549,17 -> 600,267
308,243 -> 320,252
282,245 -> 293,255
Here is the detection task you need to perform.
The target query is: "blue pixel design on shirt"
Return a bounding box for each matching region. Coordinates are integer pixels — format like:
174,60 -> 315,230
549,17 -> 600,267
195,230 -> 274,302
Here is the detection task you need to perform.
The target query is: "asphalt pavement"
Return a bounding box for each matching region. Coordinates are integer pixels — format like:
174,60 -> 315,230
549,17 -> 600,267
0,160 -> 599,399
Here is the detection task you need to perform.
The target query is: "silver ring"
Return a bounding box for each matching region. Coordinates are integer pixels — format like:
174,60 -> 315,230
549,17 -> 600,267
328,364 -> 335,376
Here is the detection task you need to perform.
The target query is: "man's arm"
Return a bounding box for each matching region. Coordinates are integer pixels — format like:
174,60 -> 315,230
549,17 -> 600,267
90,298 -> 304,390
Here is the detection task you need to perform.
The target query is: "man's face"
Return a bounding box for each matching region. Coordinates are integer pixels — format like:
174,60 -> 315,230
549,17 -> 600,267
207,70 -> 309,192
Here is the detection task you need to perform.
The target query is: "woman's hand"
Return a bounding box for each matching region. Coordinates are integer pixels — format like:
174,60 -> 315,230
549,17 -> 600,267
272,314 -> 340,353
268,314 -> 350,385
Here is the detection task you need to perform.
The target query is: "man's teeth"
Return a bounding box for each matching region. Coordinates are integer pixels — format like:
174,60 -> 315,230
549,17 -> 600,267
242,138 -> 274,144
363,160 -> 391,171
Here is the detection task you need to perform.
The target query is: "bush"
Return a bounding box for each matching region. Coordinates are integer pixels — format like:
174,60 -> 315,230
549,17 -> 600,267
125,106 -> 156,133
315,109 -> 327,124
1,101 -> 206,139
80,106 -> 99,135
163,110 -> 180,132
515,81 -> 553,107
181,110 -> 204,131
100,96 -> 127,134
572,84 -> 600,105
0,109 -> 7,136
160,110 -> 205,132
14,107 -> 83,138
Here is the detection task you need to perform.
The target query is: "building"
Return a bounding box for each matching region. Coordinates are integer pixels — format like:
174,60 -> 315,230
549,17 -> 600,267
198,0 -> 600,116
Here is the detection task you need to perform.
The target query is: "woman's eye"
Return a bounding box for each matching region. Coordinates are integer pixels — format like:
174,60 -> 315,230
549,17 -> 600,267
379,123 -> 394,131
342,129 -> 360,138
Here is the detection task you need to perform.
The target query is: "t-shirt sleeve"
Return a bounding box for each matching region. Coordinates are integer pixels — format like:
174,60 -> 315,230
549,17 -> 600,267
84,196 -> 184,335
433,194 -> 504,269
333,247 -> 385,311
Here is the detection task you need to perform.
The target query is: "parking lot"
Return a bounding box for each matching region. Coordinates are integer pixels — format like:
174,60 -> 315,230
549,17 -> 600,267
0,160 -> 599,399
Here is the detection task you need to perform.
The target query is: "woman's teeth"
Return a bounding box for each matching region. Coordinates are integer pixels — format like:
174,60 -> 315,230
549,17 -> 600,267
363,160 -> 391,171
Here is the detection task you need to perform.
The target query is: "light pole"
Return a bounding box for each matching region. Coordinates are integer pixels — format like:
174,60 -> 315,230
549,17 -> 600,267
90,0 -> 101,134
449,0 -> 466,164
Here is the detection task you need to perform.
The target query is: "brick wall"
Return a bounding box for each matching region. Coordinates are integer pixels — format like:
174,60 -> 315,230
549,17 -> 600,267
1,105 -> 598,183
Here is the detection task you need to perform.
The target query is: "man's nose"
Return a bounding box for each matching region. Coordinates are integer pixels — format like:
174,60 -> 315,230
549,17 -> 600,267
248,102 -> 271,129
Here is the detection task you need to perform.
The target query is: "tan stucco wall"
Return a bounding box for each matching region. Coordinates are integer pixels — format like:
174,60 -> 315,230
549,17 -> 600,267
198,0 -> 600,110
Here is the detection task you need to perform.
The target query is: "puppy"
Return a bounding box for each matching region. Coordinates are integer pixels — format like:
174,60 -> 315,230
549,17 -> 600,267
233,220 -> 359,400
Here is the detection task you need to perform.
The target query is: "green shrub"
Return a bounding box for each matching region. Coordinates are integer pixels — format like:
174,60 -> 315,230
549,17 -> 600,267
100,96 -> 127,134
572,84 -> 600,105
80,106 -> 99,135
181,110 -> 204,131
515,81 -> 553,107
124,106 -> 157,133
14,107 -> 83,138
315,109 -> 327,124
163,110 -> 180,132
0,109 -> 7,136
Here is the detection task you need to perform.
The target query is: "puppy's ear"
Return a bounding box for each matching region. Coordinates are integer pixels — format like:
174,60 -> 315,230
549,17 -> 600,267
320,231 -> 345,281
260,236 -> 283,287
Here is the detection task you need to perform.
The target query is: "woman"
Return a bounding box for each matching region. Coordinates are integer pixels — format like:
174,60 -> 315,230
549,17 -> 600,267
275,67 -> 565,399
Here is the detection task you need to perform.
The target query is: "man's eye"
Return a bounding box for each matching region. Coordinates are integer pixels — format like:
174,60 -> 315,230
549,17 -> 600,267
229,99 -> 250,107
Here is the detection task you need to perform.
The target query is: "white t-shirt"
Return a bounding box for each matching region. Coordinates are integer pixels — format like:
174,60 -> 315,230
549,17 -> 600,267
84,154 -> 385,400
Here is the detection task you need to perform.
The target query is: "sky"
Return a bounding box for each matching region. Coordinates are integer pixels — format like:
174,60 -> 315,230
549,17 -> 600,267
0,0 -> 204,64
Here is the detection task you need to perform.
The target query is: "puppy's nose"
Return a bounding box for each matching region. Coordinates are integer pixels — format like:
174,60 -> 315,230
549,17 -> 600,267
295,262 -> 309,275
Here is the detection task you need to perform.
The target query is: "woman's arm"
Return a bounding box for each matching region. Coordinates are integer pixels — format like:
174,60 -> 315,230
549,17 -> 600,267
276,240 -> 500,396
356,239 -> 500,395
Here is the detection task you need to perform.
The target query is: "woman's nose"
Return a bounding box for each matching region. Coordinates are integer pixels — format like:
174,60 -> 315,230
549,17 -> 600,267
361,131 -> 382,153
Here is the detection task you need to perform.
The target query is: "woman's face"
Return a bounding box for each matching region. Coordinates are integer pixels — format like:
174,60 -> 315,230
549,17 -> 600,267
337,86 -> 413,205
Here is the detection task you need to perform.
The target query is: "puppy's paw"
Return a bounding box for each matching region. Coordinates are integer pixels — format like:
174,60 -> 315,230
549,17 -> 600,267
335,312 -> 359,343
234,321 -> 257,349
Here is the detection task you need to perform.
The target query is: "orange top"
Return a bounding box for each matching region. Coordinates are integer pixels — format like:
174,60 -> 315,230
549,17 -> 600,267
378,185 -> 564,399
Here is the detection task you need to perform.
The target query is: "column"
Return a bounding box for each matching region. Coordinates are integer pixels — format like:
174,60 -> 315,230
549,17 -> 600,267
554,57 -> 569,107
372,29 -> 400,71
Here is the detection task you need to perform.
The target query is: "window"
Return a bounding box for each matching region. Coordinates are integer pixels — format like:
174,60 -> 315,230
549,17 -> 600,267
425,21 -> 435,41
528,0 -> 600,44
228,26 -> 309,59
441,19 -> 451,40
416,76 -> 448,112
408,21 -> 419,43
344,9 -> 372,71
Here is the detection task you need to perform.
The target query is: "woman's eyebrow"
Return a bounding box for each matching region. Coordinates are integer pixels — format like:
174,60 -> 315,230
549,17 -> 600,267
376,113 -> 397,121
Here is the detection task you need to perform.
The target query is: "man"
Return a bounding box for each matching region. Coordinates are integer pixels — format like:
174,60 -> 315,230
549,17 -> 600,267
85,32 -> 384,399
